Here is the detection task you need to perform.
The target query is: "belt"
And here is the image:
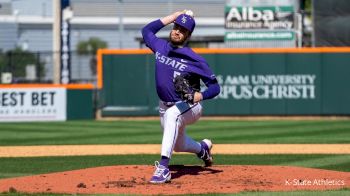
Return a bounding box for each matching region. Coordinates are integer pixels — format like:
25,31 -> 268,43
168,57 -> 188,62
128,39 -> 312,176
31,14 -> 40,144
162,101 -> 176,107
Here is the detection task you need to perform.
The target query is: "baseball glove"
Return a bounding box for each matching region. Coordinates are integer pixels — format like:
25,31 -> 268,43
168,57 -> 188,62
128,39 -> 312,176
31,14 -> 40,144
174,75 -> 195,103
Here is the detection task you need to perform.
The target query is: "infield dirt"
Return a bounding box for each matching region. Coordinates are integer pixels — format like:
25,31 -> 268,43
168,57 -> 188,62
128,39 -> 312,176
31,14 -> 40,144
1,144 -> 350,157
0,165 -> 349,195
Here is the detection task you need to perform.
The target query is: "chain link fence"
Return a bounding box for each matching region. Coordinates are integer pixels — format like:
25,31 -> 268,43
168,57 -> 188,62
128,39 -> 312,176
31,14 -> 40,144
0,50 -> 96,84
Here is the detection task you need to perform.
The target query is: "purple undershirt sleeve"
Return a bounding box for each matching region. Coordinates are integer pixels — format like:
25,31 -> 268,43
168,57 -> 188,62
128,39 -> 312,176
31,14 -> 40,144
141,19 -> 164,52
202,81 -> 220,100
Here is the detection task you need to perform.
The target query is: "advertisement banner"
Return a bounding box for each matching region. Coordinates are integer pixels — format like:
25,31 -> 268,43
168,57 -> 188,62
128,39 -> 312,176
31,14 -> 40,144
225,6 -> 294,30
225,31 -> 294,41
0,88 -> 66,122
216,74 -> 316,100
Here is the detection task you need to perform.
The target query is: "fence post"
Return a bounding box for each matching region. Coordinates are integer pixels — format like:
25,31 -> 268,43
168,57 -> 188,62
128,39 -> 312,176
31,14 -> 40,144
36,52 -> 41,82
8,51 -> 12,73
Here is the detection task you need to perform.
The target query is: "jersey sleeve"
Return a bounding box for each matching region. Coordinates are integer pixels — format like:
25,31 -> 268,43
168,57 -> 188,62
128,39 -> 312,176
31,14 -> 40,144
196,62 -> 220,100
173,47 -> 220,100
141,19 -> 165,52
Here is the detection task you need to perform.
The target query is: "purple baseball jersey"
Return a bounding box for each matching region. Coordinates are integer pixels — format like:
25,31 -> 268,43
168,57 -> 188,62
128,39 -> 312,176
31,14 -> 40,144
142,19 -> 220,102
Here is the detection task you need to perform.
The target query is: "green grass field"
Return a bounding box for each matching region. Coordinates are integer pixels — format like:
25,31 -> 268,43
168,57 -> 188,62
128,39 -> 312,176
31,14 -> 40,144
0,119 -> 349,195
0,120 -> 349,145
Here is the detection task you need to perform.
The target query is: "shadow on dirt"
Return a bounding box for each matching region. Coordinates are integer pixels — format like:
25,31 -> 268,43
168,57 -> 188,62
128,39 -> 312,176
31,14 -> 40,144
169,165 -> 223,180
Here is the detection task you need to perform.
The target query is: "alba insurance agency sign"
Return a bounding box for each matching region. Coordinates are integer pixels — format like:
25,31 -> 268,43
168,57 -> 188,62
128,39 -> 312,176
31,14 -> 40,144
225,6 -> 294,29
0,88 -> 66,122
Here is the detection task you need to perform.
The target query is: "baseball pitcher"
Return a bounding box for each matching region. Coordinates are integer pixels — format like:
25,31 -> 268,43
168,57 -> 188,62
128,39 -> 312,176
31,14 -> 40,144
141,10 -> 220,184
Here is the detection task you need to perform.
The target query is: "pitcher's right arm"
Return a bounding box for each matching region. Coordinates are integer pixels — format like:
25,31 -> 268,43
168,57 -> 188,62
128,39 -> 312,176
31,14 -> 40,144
141,11 -> 183,52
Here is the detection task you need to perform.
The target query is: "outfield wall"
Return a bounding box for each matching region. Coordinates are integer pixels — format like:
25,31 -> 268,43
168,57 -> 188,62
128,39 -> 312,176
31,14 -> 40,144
98,48 -> 350,116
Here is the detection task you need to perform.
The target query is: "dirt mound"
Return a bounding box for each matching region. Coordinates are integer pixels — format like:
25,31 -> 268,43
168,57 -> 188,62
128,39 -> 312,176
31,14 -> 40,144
0,165 -> 349,195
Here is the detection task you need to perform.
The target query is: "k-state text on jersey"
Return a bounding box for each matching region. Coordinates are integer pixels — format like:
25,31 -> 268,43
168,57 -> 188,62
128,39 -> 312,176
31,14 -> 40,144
156,51 -> 188,71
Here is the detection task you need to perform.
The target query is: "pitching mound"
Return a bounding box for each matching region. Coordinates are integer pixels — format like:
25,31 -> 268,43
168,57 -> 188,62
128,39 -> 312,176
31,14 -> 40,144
0,165 -> 349,195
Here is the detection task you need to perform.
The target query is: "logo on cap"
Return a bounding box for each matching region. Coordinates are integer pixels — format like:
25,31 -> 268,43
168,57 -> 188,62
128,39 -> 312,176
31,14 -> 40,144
181,15 -> 187,23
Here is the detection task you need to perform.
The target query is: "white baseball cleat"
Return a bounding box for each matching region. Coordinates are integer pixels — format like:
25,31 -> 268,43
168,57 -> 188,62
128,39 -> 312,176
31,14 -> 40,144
197,139 -> 213,167
150,161 -> 171,184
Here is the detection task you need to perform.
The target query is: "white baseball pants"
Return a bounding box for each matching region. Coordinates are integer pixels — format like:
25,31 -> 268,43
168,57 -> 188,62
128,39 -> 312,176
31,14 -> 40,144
159,101 -> 202,158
